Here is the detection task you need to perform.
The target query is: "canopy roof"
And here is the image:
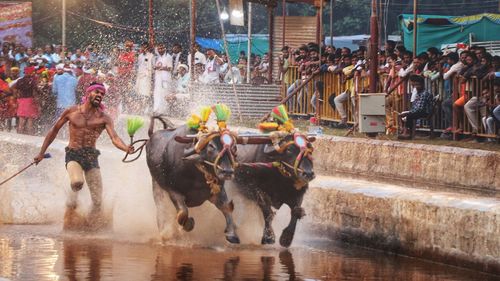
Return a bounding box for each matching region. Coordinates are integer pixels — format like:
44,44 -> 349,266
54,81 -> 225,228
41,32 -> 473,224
399,13 -> 500,54
248,0 -> 329,7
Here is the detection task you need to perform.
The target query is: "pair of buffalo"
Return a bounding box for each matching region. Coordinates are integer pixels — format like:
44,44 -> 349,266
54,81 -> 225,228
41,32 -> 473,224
145,116 -> 315,247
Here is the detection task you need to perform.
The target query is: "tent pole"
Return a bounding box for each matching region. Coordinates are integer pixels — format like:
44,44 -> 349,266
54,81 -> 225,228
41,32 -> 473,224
215,0 -> 243,121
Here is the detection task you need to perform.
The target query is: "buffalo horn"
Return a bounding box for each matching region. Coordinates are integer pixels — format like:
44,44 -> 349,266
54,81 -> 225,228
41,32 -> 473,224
175,136 -> 196,143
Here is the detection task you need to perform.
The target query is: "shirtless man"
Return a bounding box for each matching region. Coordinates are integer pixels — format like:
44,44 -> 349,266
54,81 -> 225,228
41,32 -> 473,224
34,83 -> 134,229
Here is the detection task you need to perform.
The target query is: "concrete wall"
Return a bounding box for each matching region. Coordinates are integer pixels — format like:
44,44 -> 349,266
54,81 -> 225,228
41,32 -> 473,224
302,177 -> 500,275
314,136 -> 500,195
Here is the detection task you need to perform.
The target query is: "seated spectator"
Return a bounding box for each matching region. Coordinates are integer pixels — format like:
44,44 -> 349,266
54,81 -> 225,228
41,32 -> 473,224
464,55 -> 493,134
484,92 -> 500,141
175,64 -> 190,94
399,75 -> 433,139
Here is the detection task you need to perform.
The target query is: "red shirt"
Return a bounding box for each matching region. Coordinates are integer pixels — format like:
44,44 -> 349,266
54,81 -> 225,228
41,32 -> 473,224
118,51 -> 136,76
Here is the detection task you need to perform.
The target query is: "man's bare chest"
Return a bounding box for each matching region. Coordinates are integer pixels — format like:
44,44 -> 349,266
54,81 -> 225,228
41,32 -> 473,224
68,112 -> 106,130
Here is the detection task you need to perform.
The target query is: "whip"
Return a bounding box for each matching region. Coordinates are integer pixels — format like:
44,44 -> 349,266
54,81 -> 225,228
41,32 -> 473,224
0,153 -> 51,186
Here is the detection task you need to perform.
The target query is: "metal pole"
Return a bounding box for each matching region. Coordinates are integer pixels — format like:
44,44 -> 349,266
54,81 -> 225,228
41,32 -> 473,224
148,0 -> 155,47
247,2 -> 252,84
330,0 -> 333,46
190,0 -> 196,80
413,0 -> 418,57
215,0 -> 243,121
369,0 -> 379,93
62,0 -> 66,47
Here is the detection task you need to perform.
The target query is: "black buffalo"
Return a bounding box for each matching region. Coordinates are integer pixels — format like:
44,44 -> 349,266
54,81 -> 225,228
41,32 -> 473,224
231,132 -> 315,247
146,117 -> 240,243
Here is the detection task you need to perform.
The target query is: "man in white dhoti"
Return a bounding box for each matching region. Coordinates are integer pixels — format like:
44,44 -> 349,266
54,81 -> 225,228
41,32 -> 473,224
153,43 -> 173,115
135,42 -> 154,113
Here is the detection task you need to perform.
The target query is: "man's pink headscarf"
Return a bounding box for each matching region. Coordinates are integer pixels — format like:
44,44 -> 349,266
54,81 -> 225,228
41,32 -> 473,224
81,83 -> 106,110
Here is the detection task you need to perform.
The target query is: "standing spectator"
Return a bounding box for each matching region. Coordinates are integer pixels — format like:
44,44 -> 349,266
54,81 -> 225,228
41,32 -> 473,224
279,46 -> 291,86
52,45 -> 63,65
52,64 -> 78,118
188,43 -> 206,69
76,68 -> 97,104
0,77 -> 16,131
385,40 -> 396,56
153,43 -> 173,114
43,45 -> 54,68
11,66 -> 39,134
199,48 -> 223,84
333,55 -> 355,127
171,43 -> 187,78
117,39 -> 136,112
32,48 -> 48,68
135,42 -> 154,113
14,46 -> 29,77
70,49 -> 87,64
37,69 -> 56,134
441,52 -> 463,132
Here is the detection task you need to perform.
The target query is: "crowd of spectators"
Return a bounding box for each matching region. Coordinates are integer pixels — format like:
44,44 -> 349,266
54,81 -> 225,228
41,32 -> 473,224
0,37 -> 498,142
279,40 -> 500,141
0,39 -> 274,136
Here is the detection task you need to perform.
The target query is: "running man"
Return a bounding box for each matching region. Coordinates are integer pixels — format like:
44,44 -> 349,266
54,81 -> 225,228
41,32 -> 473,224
34,82 -> 134,230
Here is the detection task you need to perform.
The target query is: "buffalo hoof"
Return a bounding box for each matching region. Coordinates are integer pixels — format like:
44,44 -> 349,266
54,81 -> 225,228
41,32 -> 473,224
183,217 -> 195,232
279,229 -> 294,248
261,236 -> 275,245
226,235 -> 240,244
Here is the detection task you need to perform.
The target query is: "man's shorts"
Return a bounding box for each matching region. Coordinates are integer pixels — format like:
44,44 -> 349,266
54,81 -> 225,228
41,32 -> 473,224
65,147 -> 101,171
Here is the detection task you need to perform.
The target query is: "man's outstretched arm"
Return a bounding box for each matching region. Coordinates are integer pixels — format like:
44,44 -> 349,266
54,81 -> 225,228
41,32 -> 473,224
34,108 -> 71,163
104,115 -> 134,153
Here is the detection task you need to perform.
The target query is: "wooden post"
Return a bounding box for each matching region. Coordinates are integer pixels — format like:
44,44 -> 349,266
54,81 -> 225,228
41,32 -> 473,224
369,0 -> 379,93
329,0 -> 333,46
62,0 -> 66,47
315,7 -> 320,44
282,0 -> 286,48
268,5 -> 274,83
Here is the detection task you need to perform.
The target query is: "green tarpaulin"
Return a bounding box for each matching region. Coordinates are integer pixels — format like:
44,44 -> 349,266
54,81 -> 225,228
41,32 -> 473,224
399,13 -> 500,54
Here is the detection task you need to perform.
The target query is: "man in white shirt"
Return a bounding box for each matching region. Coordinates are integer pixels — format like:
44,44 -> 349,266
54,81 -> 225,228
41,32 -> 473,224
200,48 -> 223,84
135,42 -> 154,113
153,43 -> 173,114
187,43 -> 206,70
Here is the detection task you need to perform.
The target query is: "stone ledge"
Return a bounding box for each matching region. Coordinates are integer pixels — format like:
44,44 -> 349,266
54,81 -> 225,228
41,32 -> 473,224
313,136 -> 500,195
303,176 -> 500,275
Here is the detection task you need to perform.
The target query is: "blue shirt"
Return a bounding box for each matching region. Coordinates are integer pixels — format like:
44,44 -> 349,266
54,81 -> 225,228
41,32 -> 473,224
15,53 -> 28,77
52,72 -> 78,109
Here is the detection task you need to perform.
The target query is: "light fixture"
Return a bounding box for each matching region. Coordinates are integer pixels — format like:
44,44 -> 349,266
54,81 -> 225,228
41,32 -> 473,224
220,7 -> 229,21
231,9 -> 243,18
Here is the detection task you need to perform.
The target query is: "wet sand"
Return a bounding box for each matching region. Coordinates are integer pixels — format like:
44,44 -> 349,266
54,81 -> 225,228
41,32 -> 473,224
0,224 -> 498,281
